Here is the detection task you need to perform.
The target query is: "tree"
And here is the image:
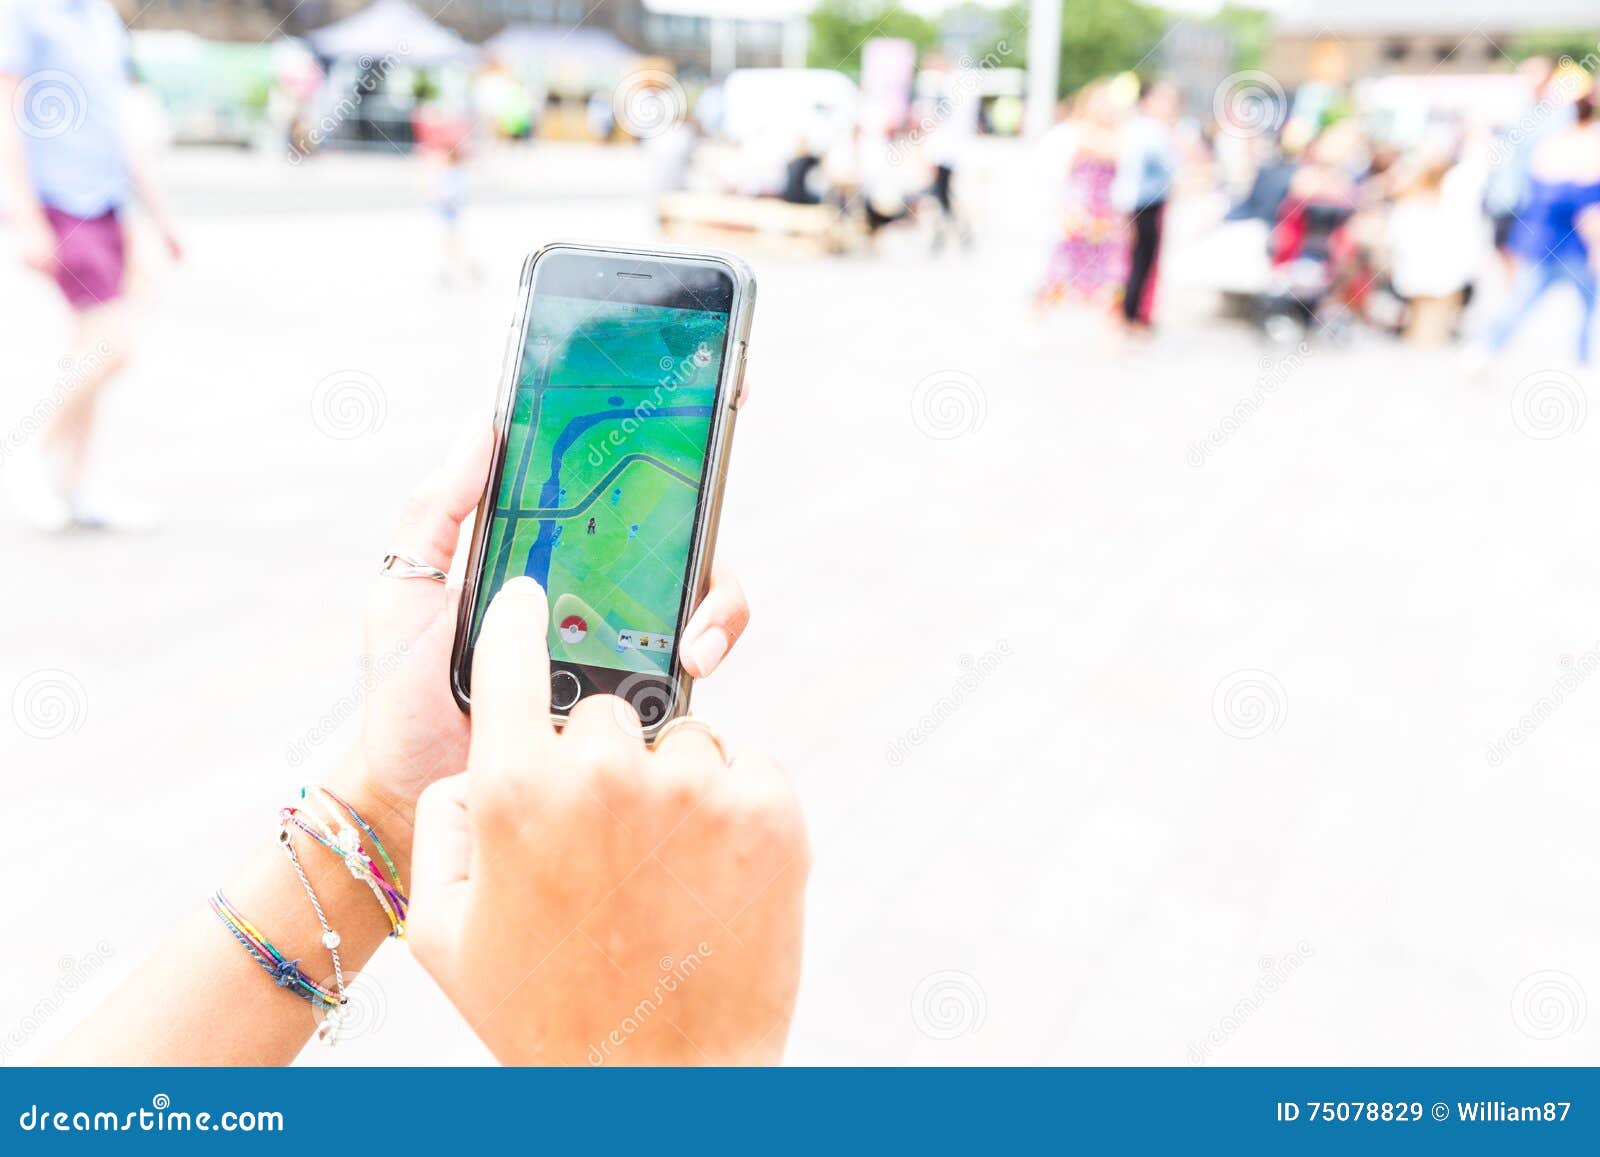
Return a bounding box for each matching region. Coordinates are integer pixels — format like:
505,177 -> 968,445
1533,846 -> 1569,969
972,0 -> 1167,99
1508,29 -> 1600,66
807,0 -> 941,77
1060,0 -> 1167,95
1211,4 -> 1272,72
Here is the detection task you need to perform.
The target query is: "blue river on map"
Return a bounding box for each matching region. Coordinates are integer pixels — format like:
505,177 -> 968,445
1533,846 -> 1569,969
524,405 -> 713,586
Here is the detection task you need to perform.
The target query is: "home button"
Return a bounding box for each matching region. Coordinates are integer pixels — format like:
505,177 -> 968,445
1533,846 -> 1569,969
550,670 -> 582,710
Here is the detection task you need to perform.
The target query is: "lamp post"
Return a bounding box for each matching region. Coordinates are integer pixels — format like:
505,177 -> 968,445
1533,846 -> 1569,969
1025,0 -> 1061,137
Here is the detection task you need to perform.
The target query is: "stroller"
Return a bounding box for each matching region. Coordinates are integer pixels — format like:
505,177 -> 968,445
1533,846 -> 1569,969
1256,197 -> 1359,345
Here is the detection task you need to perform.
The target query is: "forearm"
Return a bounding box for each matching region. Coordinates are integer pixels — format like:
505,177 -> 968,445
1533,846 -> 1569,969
50,751 -> 414,1066
127,154 -> 176,236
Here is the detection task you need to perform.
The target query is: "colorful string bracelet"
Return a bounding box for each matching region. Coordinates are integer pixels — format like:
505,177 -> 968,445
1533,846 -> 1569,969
279,807 -> 405,936
280,799 -> 408,938
310,786 -> 404,894
208,889 -> 342,1009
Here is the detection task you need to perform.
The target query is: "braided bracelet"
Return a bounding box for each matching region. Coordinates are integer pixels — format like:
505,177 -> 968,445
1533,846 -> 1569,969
276,824 -> 346,994
208,889 -> 342,1009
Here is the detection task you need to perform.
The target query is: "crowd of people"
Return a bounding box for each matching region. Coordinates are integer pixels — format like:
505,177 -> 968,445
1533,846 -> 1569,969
10,0 -> 1600,541
1029,55 -> 1600,369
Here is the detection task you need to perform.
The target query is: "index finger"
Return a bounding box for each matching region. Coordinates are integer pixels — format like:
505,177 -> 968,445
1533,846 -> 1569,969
469,577 -> 557,769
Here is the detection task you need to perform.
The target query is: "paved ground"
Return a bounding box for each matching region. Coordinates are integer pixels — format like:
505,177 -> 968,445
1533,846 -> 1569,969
2,142 -> 1597,1066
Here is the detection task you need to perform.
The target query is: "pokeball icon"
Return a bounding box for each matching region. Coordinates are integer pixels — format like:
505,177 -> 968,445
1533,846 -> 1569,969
559,615 -> 587,645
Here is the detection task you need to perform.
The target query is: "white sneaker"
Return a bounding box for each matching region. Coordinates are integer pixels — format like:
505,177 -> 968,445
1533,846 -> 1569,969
3,445 -> 72,532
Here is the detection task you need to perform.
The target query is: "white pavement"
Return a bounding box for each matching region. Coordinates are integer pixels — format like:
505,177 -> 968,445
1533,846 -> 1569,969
1,143 -> 1597,1066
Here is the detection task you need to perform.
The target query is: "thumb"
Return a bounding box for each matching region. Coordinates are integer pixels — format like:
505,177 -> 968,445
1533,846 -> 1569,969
408,772 -> 473,953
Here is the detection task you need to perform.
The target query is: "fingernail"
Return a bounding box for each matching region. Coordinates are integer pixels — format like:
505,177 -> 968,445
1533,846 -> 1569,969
500,577 -> 545,598
686,627 -> 729,676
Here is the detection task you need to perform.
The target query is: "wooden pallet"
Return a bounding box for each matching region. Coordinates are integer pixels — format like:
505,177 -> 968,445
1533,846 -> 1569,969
657,192 -> 855,257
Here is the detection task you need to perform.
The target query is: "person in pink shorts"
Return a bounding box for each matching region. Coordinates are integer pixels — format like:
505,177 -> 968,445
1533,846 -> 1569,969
0,0 -> 182,531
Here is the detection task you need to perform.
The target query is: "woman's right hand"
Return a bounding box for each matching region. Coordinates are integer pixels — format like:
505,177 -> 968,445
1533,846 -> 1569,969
407,577 -> 809,1066
19,219 -> 56,276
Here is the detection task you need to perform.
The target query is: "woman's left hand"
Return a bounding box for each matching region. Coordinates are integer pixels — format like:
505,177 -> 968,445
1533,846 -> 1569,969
354,425 -> 752,821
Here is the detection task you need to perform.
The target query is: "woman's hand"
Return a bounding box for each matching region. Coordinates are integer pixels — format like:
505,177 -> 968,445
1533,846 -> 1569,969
355,427 -> 752,821
407,578 -> 808,1066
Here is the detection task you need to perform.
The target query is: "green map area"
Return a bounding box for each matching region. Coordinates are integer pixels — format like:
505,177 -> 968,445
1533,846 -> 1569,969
474,295 -> 727,674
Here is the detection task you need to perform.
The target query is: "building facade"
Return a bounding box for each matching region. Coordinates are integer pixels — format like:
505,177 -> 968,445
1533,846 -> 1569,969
1267,1 -> 1600,86
115,0 -> 790,74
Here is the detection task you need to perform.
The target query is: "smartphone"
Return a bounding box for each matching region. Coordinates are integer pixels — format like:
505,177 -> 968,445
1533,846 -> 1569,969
450,242 -> 755,735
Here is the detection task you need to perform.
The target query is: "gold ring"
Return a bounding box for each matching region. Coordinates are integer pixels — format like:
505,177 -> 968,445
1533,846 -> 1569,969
652,716 -> 729,762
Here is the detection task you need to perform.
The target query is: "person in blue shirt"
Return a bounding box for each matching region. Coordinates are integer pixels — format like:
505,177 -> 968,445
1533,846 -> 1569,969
1112,79 -> 1181,332
0,0 -> 182,531
1484,56 -> 1576,281
1476,96 -> 1600,368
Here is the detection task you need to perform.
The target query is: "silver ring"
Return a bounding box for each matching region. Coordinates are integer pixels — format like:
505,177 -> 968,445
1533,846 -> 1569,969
380,551 -> 448,583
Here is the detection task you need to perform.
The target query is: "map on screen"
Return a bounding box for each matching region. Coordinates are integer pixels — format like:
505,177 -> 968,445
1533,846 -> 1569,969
472,294 -> 727,675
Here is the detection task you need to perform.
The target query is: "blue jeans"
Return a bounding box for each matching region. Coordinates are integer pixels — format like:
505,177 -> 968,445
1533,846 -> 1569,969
1485,257 -> 1599,365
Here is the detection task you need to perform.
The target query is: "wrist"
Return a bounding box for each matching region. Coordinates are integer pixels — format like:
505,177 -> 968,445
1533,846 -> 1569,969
324,748 -> 415,886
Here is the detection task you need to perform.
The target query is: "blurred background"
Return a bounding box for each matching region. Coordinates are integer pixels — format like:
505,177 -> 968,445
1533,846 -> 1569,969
3,0 -> 1600,1065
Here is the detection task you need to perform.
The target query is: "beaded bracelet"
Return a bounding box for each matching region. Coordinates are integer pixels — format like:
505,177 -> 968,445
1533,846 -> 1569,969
208,889 -> 343,1009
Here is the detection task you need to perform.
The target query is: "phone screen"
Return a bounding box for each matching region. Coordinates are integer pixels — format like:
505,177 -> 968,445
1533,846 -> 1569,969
466,252 -> 735,696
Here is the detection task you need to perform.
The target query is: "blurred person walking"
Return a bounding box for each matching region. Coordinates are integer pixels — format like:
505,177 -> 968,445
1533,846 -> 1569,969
1472,96 -> 1600,370
1386,156 -> 1487,344
1112,79 -> 1181,333
858,124 -> 917,246
414,105 -> 478,286
1484,57 -> 1575,284
0,0 -> 181,532
918,53 -> 977,255
1034,80 -> 1126,312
